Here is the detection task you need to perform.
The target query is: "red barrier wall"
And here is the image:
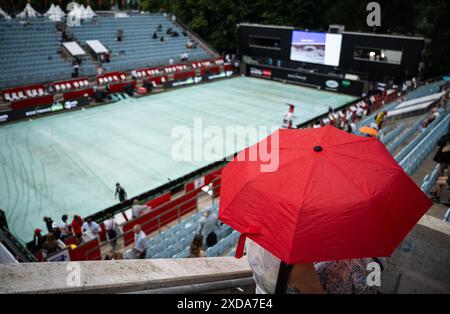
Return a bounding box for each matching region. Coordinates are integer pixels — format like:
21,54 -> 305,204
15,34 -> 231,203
63,88 -> 94,101
11,94 -> 54,110
146,193 -> 171,208
108,81 -> 136,93
68,238 -> 101,261
173,71 -> 195,81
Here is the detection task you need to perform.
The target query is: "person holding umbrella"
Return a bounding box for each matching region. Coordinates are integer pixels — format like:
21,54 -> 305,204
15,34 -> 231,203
219,126 -> 432,294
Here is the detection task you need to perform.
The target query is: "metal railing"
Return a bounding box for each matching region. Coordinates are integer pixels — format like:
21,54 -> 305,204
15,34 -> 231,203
84,177 -> 223,260
399,112 -> 450,175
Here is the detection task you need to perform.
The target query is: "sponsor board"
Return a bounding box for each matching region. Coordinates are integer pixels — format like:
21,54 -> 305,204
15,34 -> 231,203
248,66 -> 365,97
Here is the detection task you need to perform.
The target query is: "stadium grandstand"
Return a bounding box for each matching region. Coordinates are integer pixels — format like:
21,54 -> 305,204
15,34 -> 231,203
0,1 -> 449,298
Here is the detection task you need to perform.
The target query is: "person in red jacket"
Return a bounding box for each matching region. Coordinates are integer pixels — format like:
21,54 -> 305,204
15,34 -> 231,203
71,215 -> 83,244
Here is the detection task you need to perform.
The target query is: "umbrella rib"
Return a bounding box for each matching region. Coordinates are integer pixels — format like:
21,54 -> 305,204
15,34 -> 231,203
325,149 -> 400,172
288,154 -> 317,262
326,138 -> 374,149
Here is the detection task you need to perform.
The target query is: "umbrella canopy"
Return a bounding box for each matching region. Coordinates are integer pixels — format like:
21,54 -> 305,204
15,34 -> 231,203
359,126 -> 379,137
219,126 -> 432,264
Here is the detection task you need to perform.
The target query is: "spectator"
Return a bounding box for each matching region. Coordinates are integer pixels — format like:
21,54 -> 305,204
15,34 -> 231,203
72,58 -> 80,78
156,24 -> 162,32
166,27 -> 173,35
196,209 -> 221,248
115,183 -> 127,203
58,214 -> 72,240
160,36 -> 165,42
71,215 -> 83,244
96,66 -> 104,76
42,232 -> 66,259
169,57 -> 174,65
188,234 -> 205,258
152,31 -> 158,39
104,213 -> 118,250
375,111 -> 387,130
247,239 -> 384,294
186,40 -> 194,49
43,216 -> 59,238
31,228 -> 44,252
105,250 -> 123,260
433,131 -> 450,179
131,69 -> 137,80
180,52 -> 189,62
133,224 -> 148,259
131,199 -> 149,219
82,218 -> 101,241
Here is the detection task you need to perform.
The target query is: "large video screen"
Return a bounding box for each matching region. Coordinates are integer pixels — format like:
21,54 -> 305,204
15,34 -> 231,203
290,31 -> 343,67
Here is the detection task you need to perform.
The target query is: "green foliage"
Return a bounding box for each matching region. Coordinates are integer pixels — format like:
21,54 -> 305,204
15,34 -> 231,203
141,0 -> 450,79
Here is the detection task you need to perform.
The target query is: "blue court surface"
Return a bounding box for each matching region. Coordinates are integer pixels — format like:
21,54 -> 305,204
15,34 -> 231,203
0,76 -> 355,241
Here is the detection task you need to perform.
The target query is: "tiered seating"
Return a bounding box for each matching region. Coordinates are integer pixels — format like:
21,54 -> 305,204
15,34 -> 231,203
0,19 -> 73,89
205,230 -> 240,257
386,121 -> 422,153
398,111 -> 450,175
380,123 -> 403,145
69,15 -> 211,72
420,165 -> 440,194
144,203 -> 229,259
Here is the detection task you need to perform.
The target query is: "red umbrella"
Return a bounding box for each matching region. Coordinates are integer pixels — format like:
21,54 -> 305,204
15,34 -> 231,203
219,126 -> 432,264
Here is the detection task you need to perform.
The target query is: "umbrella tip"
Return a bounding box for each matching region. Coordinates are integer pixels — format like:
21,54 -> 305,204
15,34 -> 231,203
314,146 -> 323,152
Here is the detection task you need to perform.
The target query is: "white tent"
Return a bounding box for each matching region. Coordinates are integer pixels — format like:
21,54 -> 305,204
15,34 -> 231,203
0,7 -> 12,20
55,5 -> 66,17
45,3 -> 65,22
44,3 -> 56,16
85,5 -> 97,19
79,5 -> 88,19
17,3 -> 41,19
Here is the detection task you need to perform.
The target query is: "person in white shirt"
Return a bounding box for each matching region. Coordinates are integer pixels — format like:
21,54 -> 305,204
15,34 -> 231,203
169,57 -> 174,65
131,199 -> 150,219
133,224 -> 148,259
58,214 -> 72,240
82,218 -> 101,241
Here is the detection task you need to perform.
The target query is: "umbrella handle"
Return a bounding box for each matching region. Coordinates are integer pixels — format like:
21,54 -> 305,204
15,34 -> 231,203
275,262 -> 293,294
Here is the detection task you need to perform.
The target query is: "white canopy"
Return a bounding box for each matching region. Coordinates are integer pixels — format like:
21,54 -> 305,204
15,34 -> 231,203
85,5 -> 97,19
63,41 -> 86,57
17,3 -> 41,19
45,3 -> 65,22
55,5 -> 65,17
79,5 -> 88,19
0,7 -> 12,20
86,40 -> 109,54
44,3 -> 56,16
